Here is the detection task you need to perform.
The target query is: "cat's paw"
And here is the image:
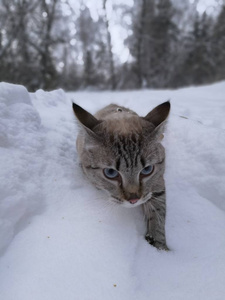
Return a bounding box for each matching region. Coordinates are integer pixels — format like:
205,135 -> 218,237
154,241 -> 170,251
145,234 -> 169,251
145,234 -> 155,245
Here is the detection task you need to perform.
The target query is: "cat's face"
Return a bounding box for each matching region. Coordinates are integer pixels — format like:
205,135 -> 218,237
73,102 -> 170,207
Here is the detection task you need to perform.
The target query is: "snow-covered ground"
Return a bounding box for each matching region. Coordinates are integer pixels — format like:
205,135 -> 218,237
0,81 -> 225,300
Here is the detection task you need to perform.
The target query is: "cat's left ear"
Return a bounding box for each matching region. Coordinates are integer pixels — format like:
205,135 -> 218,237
144,101 -> 170,138
72,103 -> 102,131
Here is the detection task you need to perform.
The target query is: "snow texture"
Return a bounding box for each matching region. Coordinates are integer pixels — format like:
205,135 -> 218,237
0,81 -> 225,300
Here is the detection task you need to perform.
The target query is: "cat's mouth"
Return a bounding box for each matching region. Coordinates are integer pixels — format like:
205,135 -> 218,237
110,195 -> 151,207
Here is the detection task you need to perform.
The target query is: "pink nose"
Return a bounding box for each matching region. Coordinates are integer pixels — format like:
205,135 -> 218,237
129,198 -> 139,204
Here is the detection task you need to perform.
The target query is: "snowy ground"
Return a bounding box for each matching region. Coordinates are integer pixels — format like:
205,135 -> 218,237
0,81 -> 225,300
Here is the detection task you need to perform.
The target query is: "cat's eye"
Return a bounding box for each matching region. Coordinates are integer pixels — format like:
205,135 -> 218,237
140,165 -> 154,176
103,168 -> 119,179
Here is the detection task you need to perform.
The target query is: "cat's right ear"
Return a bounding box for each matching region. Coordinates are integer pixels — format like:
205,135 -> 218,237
72,103 -> 102,132
143,101 -> 171,140
144,101 -> 170,128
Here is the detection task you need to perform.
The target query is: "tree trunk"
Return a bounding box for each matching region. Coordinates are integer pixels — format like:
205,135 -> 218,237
103,0 -> 116,90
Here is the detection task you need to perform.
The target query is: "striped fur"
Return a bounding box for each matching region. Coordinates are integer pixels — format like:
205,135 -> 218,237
73,102 -> 170,250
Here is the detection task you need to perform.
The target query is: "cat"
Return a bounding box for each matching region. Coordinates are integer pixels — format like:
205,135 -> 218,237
73,101 -> 170,250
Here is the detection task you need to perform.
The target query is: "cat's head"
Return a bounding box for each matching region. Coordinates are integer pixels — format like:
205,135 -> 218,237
73,102 -> 170,207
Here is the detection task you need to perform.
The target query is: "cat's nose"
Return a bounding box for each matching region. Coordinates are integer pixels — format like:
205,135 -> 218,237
129,198 -> 139,204
127,193 -> 140,204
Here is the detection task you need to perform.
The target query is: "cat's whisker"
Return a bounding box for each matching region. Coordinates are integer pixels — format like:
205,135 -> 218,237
151,196 -> 165,203
94,198 -> 119,215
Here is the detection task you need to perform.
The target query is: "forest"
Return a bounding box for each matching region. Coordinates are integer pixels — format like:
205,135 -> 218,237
0,0 -> 225,91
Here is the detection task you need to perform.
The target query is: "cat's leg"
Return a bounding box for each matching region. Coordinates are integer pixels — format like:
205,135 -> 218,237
143,190 -> 169,251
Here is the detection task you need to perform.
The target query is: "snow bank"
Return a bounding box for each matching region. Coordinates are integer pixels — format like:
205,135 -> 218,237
0,83 -> 44,254
0,82 -> 225,300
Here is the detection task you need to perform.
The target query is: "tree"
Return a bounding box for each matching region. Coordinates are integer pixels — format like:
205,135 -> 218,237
126,0 -> 178,88
148,0 -> 178,87
178,12 -> 215,86
213,5 -> 225,81
0,0 -> 224,91
126,0 -> 155,88
102,0 -> 116,89
0,0 -> 40,89
75,5 -> 100,88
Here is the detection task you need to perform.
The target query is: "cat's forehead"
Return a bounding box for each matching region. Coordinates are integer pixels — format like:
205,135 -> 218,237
96,116 -> 154,136
101,119 -> 155,167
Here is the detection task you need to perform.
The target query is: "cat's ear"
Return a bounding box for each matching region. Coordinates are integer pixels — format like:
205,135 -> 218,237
144,101 -> 170,127
72,103 -> 102,131
144,101 -> 170,140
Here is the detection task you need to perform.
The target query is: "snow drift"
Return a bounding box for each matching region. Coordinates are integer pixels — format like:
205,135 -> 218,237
0,82 -> 225,300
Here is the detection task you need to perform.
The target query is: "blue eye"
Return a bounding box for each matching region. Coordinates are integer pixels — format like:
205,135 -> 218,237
141,165 -> 154,176
103,168 -> 119,179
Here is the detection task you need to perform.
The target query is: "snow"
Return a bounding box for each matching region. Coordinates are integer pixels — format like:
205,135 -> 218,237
0,81 -> 225,300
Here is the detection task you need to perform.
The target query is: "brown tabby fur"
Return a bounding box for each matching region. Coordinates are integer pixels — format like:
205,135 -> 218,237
73,102 -> 170,250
